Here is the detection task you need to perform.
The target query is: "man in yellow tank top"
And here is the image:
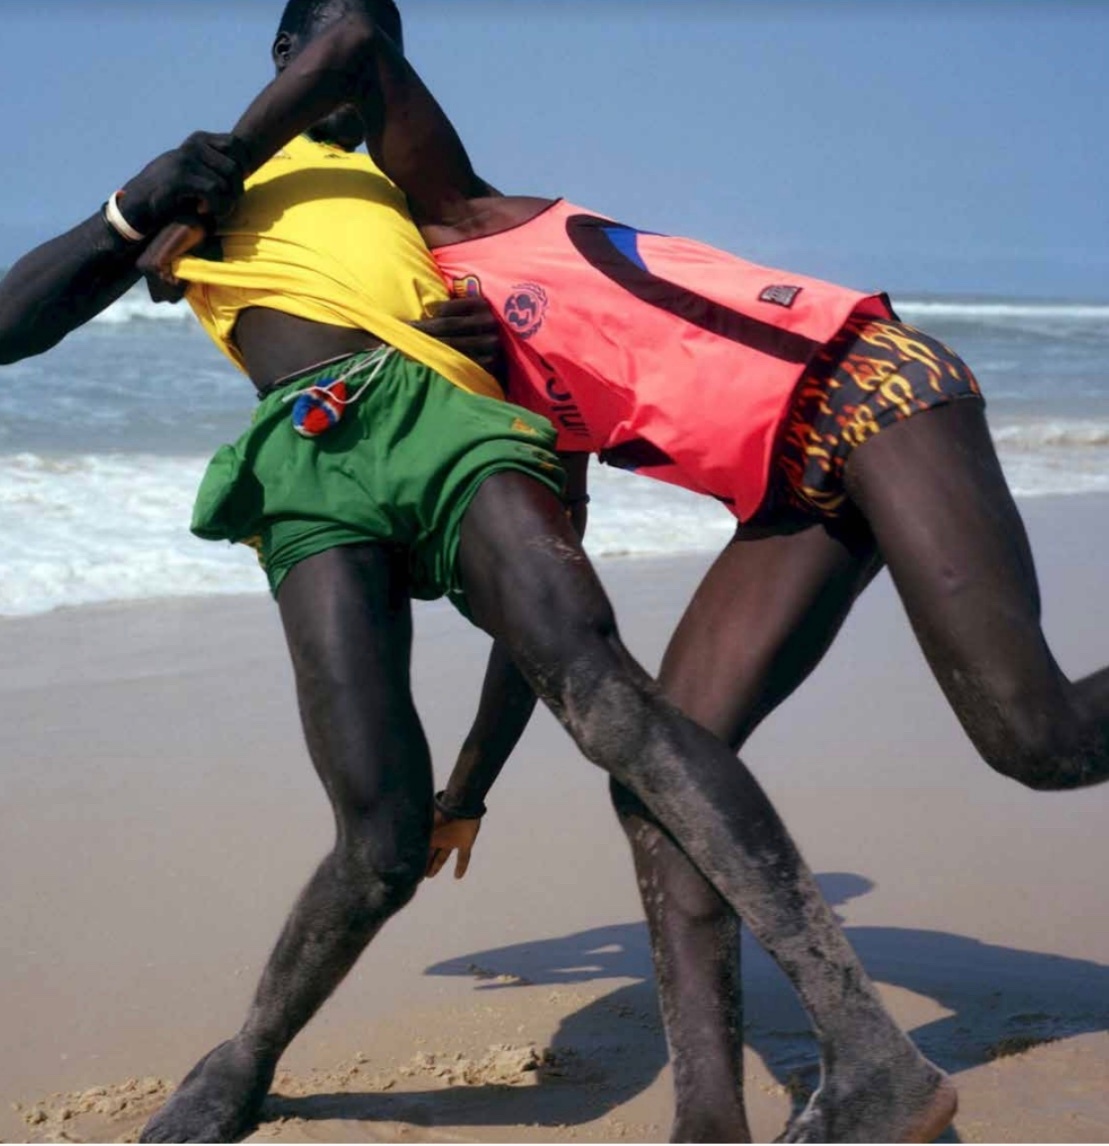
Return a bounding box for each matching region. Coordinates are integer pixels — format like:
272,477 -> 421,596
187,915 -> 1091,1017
178,132 -> 500,399
0,3 -> 946,1144
167,125 -> 554,611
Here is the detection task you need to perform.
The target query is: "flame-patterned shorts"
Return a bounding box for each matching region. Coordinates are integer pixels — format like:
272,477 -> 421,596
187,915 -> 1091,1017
772,313 -> 983,518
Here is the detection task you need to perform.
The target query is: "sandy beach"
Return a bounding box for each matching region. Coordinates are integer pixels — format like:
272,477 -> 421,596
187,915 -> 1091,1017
1,494 -> 1107,1144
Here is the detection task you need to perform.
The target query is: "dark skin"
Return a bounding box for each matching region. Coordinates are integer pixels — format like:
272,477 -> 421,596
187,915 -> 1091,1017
178,8 -> 1109,1144
0,134 -> 246,364
4,12 -> 951,1145
136,11 -> 957,1146
274,12 -> 1109,1146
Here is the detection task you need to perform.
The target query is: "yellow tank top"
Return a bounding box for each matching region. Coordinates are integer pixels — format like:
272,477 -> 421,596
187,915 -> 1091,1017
175,135 -> 501,399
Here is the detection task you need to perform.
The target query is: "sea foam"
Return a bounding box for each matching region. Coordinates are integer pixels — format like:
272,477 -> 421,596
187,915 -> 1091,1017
898,299 -> 1109,323
0,453 -> 262,617
0,430 -> 1103,617
90,290 -> 191,325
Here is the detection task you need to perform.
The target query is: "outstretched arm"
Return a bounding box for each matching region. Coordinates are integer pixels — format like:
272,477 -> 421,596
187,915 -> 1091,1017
0,217 -> 141,365
428,454 -> 591,879
0,135 -> 245,364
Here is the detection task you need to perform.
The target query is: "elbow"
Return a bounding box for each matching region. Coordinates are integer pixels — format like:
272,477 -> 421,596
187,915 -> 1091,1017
0,334 -> 34,366
0,281 -> 28,363
0,315 -> 21,365
0,310 -> 46,365
322,12 -> 380,76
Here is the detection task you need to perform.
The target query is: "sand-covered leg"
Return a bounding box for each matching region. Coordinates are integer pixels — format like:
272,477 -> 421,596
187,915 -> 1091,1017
609,523 -> 881,1142
846,400 -> 1109,790
612,780 -> 751,1143
779,1056 -> 957,1144
142,546 -> 432,1143
645,523 -> 881,1139
459,473 -> 954,1144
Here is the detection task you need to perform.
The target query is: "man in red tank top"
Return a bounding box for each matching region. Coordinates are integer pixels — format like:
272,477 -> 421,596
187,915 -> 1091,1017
354,12 -> 1109,1144
138,5 -> 1108,1142
291,18 -> 1109,1143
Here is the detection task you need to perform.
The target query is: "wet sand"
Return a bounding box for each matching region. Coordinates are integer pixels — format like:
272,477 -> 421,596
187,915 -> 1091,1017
1,494 -> 1107,1143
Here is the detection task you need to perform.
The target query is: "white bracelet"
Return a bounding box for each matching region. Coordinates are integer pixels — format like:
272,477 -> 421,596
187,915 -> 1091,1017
104,190 -> 147,243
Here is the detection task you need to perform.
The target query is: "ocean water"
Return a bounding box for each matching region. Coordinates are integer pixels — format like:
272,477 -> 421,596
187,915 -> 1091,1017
0,288 -> 1105,617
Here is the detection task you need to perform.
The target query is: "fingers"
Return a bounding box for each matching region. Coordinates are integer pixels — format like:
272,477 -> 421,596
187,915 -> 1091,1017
155,133 -> 247,222
432,296 -> 498,319
408,327 -> 498,348
137,221 -> 207,294
416,296 -> 501,336
426,847 -> 450,879
181,132 -> 247,183
199,133 -> 253,177
410,331 -> 502,361
145,277 -> 188,305
411,320 -> 501,348
410,310 -> 506,379
427,817 -> 482,881
183,142 -> 245,219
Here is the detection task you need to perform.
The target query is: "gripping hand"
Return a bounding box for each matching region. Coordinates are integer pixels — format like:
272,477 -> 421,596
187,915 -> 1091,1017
120,132 -> 248,235
411,296 -> 506,383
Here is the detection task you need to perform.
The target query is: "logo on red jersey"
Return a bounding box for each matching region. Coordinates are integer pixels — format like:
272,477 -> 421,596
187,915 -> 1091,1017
504,283 -> 549,340
758,284 -> 803,308
451,275 -> 483,299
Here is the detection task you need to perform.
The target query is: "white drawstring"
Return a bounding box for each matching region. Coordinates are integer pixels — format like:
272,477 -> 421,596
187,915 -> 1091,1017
281,346 -> 395,409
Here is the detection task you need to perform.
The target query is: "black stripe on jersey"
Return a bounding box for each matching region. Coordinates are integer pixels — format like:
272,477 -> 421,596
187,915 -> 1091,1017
565,214 -> 819,365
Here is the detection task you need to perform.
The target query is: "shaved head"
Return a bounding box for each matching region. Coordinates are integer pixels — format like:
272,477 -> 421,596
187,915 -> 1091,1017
276,0 -> 403,49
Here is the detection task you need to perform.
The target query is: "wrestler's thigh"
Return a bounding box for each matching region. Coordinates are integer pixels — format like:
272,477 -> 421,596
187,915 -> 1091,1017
659,523 -> 880,748
844,401 -> 1066,724
277,543 -> 432,821
457,471 -> 620,665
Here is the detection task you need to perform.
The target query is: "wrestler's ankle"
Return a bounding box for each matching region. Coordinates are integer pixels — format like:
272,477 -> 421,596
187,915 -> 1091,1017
670,1110 -> 752,1144
226,1029 -> 281,1078
814,993 -> 915,1060
671,1091 -> 751,1144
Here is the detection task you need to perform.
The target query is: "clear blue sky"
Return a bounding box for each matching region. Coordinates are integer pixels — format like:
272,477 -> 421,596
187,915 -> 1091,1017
2,1 -> 1106,299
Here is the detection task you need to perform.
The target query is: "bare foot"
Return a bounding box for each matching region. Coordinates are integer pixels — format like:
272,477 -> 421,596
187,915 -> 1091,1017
778,1056 -> 956,1143
139,1040 -> 274,1143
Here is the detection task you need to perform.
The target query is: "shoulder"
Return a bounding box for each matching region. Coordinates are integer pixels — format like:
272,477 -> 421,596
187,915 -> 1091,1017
423,197 -> 560,250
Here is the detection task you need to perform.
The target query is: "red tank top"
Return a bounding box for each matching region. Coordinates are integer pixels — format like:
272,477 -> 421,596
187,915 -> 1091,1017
432,200 -> 890,520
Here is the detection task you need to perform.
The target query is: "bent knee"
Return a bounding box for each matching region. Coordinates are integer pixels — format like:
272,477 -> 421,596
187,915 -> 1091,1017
566,666 -> 661,766
520,607 -> 629,714
372,861 -> 423,913
975,710 -> 1102,791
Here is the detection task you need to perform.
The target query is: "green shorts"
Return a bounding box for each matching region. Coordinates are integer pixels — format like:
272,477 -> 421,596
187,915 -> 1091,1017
191,349 -> 564,613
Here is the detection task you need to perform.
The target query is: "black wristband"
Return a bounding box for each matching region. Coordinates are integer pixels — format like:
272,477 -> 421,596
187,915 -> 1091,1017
434,790 -> 486,820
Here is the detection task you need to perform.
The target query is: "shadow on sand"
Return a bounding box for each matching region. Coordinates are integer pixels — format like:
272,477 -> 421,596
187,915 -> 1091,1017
262,873 -> 1109,1140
